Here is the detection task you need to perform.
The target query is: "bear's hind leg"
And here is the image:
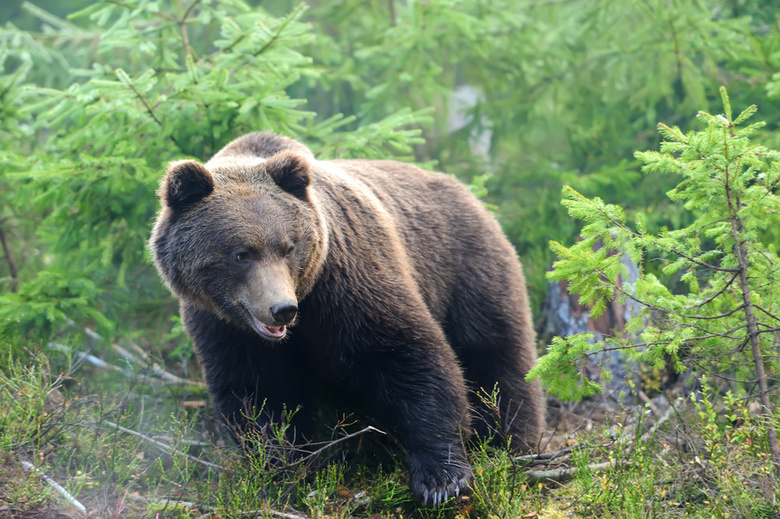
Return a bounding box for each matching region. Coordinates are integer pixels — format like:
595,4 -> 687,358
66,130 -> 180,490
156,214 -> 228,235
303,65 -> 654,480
445,289 -> 544,453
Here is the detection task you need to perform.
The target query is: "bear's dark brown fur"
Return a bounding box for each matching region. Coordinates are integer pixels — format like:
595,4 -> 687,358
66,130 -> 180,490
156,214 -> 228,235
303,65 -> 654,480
150,132 -> 544,507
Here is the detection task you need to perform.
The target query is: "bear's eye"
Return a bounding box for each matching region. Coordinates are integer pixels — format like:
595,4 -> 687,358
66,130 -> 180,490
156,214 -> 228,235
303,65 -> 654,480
235,251 -> 251,262
285,245 -> 295,258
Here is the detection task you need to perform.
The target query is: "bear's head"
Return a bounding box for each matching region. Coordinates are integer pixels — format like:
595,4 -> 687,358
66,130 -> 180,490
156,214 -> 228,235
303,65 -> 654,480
150,151 -> 329,341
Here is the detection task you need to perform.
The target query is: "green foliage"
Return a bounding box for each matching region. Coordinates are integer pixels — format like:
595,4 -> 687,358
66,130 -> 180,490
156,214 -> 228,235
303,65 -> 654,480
0,0 -> 429,352
528,334 -> 606,401
531,88 -> 780,408
3,0 -> 780,347
3,0 -> 780,515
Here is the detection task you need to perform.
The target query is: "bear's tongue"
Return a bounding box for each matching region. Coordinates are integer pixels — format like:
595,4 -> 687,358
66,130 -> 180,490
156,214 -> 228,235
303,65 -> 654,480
252,315 -> 286,338
264,324 -> 286,336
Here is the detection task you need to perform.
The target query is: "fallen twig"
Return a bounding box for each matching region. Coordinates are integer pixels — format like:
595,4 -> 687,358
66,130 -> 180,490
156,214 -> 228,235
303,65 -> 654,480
194,506 -> 310,519
101,420 -> 223,471
238,509 -> 309,519
154,434 -> 211,448
111,342 -> 205,387
638,398 -> 679,443
286,425 -> 386,468
20,460 -> 87,514
525,459 -> 616,485
638,389 -> 660,417
48,341 -> 204,387
514,447 -> 572,464
125,493 -> 198,510
49,341 -> 120,371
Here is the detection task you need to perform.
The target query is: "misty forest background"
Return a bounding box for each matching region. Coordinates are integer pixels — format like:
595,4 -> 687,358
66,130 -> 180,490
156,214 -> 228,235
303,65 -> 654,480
1,0 -> 780,517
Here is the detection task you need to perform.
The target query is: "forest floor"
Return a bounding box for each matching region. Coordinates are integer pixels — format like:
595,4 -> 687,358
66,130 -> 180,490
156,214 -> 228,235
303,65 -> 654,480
1,346 -> 776,519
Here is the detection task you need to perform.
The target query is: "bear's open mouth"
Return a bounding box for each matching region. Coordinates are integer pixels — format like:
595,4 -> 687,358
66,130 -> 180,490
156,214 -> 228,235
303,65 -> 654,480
251,315 -> 287,340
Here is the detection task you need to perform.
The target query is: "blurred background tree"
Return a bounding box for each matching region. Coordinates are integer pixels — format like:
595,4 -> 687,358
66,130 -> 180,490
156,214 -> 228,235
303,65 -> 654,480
1,0 -> 779,360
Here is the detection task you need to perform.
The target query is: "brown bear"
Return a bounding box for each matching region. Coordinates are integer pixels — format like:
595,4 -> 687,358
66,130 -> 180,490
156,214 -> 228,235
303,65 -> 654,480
149,132 -> 544,507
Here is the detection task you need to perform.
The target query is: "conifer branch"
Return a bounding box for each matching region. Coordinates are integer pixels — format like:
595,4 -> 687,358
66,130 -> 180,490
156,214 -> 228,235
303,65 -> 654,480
576,324 -> 750,358
175,0 -> 200,61
117,69 -> 186,154
613,282 -> 746,322
753,303 -> 780,322
666,247 -> 739,273
688,272 -> 740,308
252,4 -> 306,57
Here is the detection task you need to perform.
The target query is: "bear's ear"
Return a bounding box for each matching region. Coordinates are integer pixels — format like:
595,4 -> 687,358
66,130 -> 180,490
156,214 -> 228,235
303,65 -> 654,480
160,160 -> 214,209
265,151 -> 310,199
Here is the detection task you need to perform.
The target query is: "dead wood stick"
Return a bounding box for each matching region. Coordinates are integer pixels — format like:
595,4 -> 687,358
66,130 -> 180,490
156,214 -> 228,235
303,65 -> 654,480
49,341 -> 203,387
57,320 -> 203,386
49,342 -> 120,371
125,493 -> 198,509
525,459 -> 616,485
101,420 -> 223,471
286,425 -> 386,468
195,507 -> 309,519
638,398 -> 678,443
154,434 -> 210,448
111,343 -> 205,387
235,508 -> 309,518
83,328 -> 204,387
638,389 -> 660,417
513,447 -> 572,463
20,460 -> 87,514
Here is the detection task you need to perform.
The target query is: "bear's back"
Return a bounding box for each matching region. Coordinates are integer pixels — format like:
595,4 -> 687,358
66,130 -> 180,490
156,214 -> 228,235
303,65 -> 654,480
313,158 -> 524,323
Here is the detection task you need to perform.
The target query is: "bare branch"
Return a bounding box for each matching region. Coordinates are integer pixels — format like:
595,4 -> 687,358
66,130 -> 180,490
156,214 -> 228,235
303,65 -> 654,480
754,303 -> 780,323
126,494 -> 198,510
525,460 -> 616,485
513,447 -> 571,463
20,460 -> 87,514
196,508 -> 310,519
696,272 -> 740,305
101,420 -> 223,471
286,425 -> 386,468
112,342 -> 205,387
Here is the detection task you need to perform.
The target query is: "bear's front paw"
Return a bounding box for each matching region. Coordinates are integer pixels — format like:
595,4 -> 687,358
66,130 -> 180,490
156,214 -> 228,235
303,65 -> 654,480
410,462 -> 474,508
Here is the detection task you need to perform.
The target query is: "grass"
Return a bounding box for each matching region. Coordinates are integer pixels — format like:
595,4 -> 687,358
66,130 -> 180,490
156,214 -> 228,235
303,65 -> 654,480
1,348 -> 779,518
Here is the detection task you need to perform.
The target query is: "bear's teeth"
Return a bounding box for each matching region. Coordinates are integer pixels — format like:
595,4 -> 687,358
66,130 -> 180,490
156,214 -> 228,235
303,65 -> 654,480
252,315 -> 286,338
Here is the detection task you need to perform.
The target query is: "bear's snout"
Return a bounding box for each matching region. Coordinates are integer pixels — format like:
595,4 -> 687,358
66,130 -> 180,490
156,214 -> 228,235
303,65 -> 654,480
270,301 -> 298,324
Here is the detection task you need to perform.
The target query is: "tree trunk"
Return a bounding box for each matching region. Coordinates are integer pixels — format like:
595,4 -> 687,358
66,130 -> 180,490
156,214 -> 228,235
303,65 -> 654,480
0,221 -> 18,293
730,205 -> 780,477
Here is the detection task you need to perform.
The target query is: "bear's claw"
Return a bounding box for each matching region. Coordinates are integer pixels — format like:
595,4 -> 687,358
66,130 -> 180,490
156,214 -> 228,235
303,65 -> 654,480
411,466 -> 473,508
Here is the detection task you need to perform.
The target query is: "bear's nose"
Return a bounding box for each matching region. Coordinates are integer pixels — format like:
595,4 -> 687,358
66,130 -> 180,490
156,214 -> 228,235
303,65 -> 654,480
270,302 -> 298,324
